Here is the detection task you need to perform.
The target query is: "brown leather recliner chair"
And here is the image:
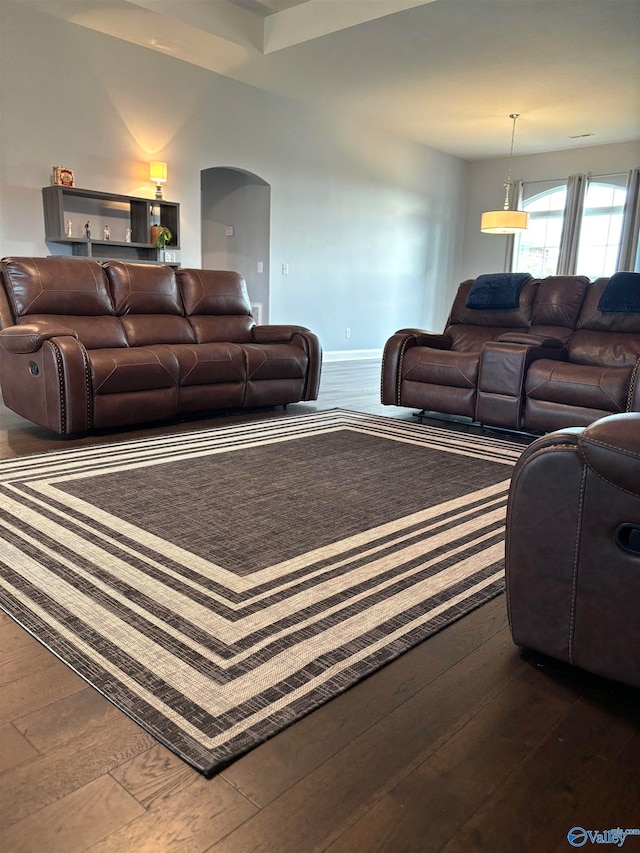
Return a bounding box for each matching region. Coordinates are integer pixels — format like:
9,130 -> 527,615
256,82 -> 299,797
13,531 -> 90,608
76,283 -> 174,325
506,412 -> 640,688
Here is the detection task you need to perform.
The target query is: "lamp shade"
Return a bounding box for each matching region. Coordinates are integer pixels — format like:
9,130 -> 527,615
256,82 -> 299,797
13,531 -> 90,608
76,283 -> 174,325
149,161 -> 167,183
480,209 -> 529,234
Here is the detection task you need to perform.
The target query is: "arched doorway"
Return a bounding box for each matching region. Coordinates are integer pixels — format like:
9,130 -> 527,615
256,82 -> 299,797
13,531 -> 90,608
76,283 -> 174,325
201,167 -> 270,323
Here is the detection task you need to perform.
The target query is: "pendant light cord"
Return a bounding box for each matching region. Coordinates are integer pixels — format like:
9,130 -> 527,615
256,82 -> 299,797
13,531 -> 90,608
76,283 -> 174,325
503,113 -> 519,211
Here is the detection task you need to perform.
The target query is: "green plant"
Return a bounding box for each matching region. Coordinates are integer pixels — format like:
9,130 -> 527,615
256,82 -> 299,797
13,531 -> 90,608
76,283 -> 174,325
155,226 -> 172,248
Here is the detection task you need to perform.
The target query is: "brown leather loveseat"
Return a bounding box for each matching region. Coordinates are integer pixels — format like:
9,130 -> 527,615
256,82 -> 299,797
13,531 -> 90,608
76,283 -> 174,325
0,257 -> 321,434
382,272 -> 640,434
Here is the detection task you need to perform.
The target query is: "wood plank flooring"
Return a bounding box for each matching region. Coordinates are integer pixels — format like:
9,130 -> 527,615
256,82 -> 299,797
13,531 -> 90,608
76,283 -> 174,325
0,359 -> 638,853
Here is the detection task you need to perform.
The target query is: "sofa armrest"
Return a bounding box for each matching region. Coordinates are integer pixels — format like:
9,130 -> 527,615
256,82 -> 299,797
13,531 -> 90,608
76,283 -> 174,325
382,330 -> 450,406
0,324 -> 79,353
0,334 -> 91,433
395,329 -> 453,349
498,332 -> 564,347
475,339 -> 567,429
479,340 -> 566,397
250,325 -> 321,401
251,325 -> 310,344
579,412 -> 640,498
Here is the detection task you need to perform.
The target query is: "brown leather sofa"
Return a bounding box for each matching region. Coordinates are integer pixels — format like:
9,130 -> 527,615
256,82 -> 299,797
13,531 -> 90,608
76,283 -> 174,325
506,412 -> 640,689
382,273 -> 640,433
0,257 -> 321,434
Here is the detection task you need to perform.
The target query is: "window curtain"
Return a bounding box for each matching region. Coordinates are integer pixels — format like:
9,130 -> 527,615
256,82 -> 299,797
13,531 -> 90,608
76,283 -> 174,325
506,180 -> 525,271
616,168 -> 640,271
557,173 -> 588,275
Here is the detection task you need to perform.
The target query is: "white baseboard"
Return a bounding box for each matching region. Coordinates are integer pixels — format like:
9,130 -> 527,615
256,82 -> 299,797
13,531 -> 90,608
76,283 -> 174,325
323,348 -> 383,363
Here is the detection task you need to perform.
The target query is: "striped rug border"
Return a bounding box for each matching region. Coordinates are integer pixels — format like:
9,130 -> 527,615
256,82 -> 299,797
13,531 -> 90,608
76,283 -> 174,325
0,409 -> 524,776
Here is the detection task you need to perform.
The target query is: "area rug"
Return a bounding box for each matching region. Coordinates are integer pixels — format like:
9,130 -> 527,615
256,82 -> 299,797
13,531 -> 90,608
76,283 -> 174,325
0,409 -> 524,776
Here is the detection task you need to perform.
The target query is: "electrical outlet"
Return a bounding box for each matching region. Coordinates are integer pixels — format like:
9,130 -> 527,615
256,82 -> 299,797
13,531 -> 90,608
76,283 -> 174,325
257,261 -> 264,273
345,328 -> 351,339
282,263 -> 289,275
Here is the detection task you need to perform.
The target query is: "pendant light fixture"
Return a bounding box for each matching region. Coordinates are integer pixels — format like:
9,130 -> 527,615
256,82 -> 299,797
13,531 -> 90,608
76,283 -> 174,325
481,113 -> 529,234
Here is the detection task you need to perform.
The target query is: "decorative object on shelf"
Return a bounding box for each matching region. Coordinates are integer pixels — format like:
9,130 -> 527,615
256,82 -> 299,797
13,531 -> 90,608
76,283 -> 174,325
481,113 -> 529,234
66,219 -> 73,237
103,224 -> 111,241
125,226 -> 132,242
85,221 -> 91,239
150,161 -> 167,200
52,166 -> 75,187
161,249 -> 179,264
152,226 -> 172,249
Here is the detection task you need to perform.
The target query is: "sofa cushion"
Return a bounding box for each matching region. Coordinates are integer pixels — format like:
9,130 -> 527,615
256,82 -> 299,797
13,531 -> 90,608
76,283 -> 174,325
447,324 -> 519,352
177,269 -> 255,343
577,279 -> 640,334
117,315 -> 195,347
17,314 -> 128,349
103,261 -> 195,346
525,359 -> 630,413
242,343 -> 309,382
103,261 -> 183,315
402,346 -> 478,389
89,346 -> 179,395
166,343 -> 247,387
569,330 -> 640,369
1,257 -> 114,317
531,275 -> 589,328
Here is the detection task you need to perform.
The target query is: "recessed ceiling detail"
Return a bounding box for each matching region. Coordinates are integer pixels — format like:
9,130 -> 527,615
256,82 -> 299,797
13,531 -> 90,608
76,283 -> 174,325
32,0 -> 640,160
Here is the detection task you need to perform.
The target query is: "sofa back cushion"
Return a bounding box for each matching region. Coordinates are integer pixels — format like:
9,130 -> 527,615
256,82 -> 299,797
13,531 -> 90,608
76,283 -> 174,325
177,269 -> 255,343
448,324 -> 527,352
16,314 -> 129,349
2,257 -> 114,317
103,261 -> 195,346
577,278 -> 640,334
569,330 -> 640,369
1,257 -> 128,349
446,279 -> 536,331
531,275 -> 590,328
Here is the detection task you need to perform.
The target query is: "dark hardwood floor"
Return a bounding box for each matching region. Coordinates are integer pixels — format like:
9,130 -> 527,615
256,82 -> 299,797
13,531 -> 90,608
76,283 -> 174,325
0,359 -> 638,852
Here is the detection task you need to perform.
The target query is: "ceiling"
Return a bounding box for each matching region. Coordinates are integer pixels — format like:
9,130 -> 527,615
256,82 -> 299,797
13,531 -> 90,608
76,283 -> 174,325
34,0 -> 640,160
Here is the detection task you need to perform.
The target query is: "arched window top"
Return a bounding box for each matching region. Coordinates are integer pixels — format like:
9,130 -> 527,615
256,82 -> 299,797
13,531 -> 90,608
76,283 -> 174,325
513,173 -> 632,280
524,187 -> 566,214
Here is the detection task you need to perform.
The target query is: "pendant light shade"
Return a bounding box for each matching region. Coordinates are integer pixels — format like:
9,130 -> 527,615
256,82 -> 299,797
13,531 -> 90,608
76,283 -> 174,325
481,114 -> 529,234
480,209 -> 529,234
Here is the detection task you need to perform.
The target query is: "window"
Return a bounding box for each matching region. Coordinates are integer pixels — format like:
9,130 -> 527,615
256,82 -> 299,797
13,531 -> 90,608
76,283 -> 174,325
513,184 -> 566,278
575,178 -> 627,279
512,173 -> 633,279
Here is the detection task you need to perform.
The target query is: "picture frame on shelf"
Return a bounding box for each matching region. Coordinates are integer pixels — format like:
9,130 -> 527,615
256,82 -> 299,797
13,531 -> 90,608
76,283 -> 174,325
52,166 -> 75,187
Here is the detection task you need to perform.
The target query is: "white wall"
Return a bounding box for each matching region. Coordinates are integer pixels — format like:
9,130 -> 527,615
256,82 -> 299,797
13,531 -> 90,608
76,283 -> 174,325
461,140 -> 640,281
0,0 -> 467,353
